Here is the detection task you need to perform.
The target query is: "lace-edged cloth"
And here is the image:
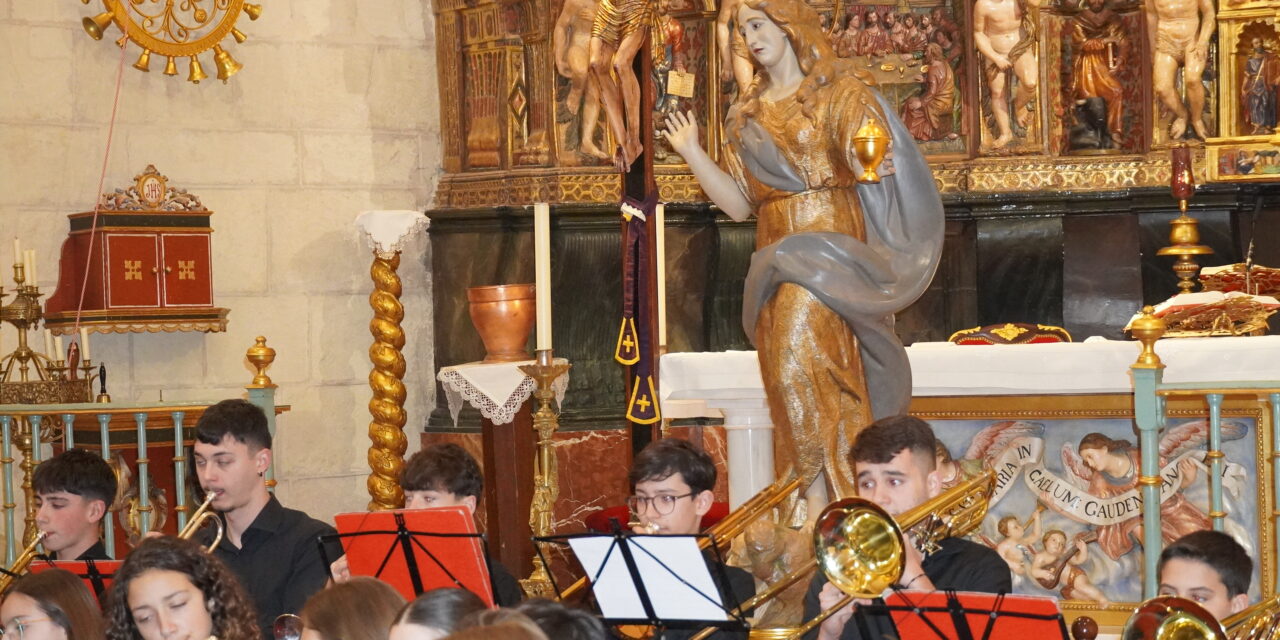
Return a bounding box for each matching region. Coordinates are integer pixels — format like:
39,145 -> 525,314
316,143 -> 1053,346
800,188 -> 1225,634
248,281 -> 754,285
437,359 -> 570,426
356,209 -> 429,259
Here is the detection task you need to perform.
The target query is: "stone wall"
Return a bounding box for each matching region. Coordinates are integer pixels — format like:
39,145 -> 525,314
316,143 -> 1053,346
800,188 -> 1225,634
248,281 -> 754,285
0,0 -> 441,523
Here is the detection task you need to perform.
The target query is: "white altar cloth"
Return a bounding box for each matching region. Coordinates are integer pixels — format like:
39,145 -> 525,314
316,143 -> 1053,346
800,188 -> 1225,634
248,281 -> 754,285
437,359 -> 569,426
660,335 -> 1280,416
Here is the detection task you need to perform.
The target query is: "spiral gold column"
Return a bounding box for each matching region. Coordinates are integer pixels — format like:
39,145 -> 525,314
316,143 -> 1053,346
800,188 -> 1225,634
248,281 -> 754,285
367,253 -> 407,511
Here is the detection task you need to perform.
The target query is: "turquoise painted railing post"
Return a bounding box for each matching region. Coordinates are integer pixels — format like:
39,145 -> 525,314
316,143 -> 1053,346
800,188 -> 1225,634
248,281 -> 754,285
1130,307 -> 1167,600
1205,393 -> 1226,531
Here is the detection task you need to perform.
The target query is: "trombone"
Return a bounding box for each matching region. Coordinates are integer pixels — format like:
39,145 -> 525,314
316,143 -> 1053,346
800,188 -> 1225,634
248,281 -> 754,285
179,491 -> 225,553
1120,594 -> 1280,640
556,474 -> 804,602
689,469 -> 996,640
0,531 -> 48,594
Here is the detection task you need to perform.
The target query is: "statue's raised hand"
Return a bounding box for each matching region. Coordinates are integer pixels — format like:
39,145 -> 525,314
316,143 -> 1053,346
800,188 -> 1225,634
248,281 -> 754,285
662,110 -> 702,160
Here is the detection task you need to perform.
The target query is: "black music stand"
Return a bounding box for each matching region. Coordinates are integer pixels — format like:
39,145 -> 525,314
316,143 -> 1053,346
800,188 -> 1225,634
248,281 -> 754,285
849,589 -> 1070,640
323,507 -> 497,606
537,523 -> 749,635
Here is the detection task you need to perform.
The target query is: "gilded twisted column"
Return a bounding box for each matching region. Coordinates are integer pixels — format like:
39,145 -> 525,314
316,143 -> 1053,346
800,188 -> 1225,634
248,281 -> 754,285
367,253 -> 407,510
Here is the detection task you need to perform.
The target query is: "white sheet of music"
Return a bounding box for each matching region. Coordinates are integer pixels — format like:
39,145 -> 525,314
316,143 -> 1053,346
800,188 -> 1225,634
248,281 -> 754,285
568,535 -> 729,622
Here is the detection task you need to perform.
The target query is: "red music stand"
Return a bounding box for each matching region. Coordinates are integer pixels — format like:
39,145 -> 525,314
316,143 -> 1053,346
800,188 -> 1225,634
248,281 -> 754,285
29,558 -> 121,604
883,590 -> 1070,640
328,508 -> 496,606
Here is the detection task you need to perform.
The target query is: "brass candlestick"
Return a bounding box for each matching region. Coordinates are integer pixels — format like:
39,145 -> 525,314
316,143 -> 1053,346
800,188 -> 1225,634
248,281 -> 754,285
517,349 -> 571,598
1157,144 -> 1213,293
1,261 -> 98,403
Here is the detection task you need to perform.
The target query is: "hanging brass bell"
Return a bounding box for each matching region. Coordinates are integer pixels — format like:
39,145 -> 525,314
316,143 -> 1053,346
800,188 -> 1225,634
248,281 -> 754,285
243,4 -> 262,20
213,45 -> 243,82
188,56 -> 208,84
133,49 -> 151,72
83,11 -> 114,40
231,27 -> 247,43
163,56 -> 178,76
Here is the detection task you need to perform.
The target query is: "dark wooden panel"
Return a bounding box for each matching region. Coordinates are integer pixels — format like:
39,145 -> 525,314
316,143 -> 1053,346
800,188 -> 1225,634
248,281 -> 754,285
1063,214 -> 1142,340
976,216 -> 1064,327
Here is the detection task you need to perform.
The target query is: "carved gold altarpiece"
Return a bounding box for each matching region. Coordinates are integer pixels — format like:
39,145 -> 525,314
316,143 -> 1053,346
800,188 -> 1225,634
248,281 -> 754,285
430,0 -> 1280,210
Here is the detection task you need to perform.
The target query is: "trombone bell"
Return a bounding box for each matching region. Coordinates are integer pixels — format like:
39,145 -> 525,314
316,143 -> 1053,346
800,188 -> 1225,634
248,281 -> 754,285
1121,596 -> 1226,640
83,11 -> 114,40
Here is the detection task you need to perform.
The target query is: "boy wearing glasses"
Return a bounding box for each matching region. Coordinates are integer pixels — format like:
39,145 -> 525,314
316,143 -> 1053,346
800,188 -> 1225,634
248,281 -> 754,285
33,448 -> 117,561
628,438 -> 756,640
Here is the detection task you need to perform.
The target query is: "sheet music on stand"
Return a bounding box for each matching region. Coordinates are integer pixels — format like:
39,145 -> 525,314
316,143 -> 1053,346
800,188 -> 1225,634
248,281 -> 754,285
325,507 -> 497,606
540,529 -> 748,632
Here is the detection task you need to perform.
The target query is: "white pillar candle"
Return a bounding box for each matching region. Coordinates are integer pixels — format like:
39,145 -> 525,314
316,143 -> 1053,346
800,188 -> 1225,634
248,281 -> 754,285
25,250 -> 36,285
43,329 -> 54,359
79,327 -> 92,362
54,335 -> 64,362
534,203 -> 552,351
656,203 -> 667,347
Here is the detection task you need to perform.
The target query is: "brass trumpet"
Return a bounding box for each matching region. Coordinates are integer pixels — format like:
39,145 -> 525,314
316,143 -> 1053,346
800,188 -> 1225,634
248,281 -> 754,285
0,531 -> 48,594
1222,595 -> 1280,639
179,491 -> 225,553
688,470 -> 996,640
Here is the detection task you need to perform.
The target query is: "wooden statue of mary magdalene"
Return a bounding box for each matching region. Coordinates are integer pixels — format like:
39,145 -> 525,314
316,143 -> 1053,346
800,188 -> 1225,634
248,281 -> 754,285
662,0 -> 945,520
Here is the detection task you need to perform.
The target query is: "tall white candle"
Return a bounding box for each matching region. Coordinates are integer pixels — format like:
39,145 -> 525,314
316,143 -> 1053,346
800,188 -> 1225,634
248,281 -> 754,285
656,203 -> 667,347
43,329 -> 54,359
79,327 -> 92,362
54,335 -> 65,362
25,250 -> 36,285
534,203 -> 552,351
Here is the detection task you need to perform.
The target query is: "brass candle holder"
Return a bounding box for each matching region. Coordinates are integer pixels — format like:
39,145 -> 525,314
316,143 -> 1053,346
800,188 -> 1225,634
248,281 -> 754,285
1156,144 -> 1213,293
0,261 -> 98,403
517,348 -> 571,598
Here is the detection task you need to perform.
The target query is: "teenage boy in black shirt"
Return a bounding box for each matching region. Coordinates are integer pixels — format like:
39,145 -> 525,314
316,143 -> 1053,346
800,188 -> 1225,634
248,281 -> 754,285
192,399 -> 336,640
803,415 -> 1011,640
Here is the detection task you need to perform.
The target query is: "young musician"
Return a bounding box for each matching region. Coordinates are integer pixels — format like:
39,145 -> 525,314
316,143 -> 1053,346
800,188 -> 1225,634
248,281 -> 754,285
389,588 -> 488,640
2,568 -> 105,640
192,398 -> 337,639
627,438 -> 755,640
33,448 -> 117,561
1157,529 -> 1252,621
299,577 -> 406,640
105,536 -> 259,640
804,415 -> 1012,640
330,443 -> 524,606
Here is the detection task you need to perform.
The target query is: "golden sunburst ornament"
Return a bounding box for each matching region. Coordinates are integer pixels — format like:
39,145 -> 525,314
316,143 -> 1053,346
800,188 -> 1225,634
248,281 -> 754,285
80,0 -> 261,84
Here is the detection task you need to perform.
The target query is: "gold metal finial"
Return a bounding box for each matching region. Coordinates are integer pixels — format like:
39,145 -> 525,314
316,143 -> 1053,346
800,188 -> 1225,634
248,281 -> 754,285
1131,306 -> 1166,368
246,336 -> 276,388
853,118 -> 890,183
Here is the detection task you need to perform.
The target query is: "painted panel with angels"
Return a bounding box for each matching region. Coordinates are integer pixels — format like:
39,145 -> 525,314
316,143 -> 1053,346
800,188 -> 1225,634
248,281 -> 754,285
931,417 -> 1263,606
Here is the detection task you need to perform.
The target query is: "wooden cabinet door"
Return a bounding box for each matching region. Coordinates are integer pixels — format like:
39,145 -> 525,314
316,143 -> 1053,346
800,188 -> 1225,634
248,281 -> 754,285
105,233 -> 160,308
159,234 -> 213,307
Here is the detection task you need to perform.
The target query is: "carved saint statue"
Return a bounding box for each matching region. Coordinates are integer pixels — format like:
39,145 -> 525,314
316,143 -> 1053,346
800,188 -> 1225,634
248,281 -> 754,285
554,0 -> 609,161
1145,0 -> 1215,139
716,0 -> 755,93
660,0 -> 943,518
1242,38 -> 1279,135
974,0 -> 1041,149
1058,0 -> 1138,148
